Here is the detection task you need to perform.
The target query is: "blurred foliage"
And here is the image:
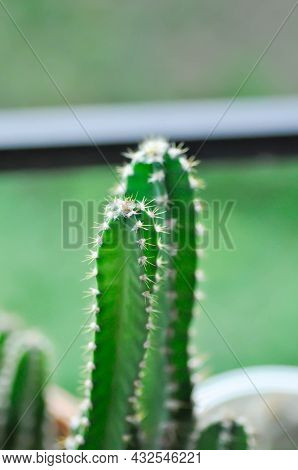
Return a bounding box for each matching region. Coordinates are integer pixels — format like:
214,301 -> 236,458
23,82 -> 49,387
0,160 -> 297,393
0,0 -> 298,108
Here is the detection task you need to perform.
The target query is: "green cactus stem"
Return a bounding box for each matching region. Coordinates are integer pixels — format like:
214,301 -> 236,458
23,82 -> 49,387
119,138 -> 205,448
121,147 -> 171,449
0,331 -> 53,450
162,151 -> 199,448
195,419 -> 253,450
68,197 -> 161,450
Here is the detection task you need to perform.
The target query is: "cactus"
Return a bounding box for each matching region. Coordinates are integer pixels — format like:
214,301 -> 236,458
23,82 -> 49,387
0,139 -> 251,451
0,139 -> 254,450
195,419 -> 253,450
66,138 -> 220,451
118,138 -> 204,448
65,139 -> 253,451
121,143 -> 172,448
0,330 -> 54,450
67,197 -> 163,450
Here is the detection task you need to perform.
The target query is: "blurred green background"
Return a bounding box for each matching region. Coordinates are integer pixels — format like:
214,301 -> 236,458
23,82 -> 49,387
0,0 -> 298,108
0,161 -> 297,394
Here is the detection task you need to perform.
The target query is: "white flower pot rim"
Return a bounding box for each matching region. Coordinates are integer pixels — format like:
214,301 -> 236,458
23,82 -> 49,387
194,365 -> 298,414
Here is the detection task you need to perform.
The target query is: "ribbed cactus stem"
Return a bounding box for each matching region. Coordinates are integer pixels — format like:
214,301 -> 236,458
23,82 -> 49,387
119,138 -> 205,449
68,197 -> 160,450
195,419 -> 253,450
162,151 -> 198,448
121,146 -> 172,449
0,331 -> 53,450
124,203 -> 164,449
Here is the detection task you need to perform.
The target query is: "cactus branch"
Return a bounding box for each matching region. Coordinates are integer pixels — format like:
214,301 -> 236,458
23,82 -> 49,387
0,331 -> 53,450
119,139 -> 205,449
69,198 -> 158,450
123,152 -> 172,449
162,150 -> 201,448
195,419 -> 253,450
